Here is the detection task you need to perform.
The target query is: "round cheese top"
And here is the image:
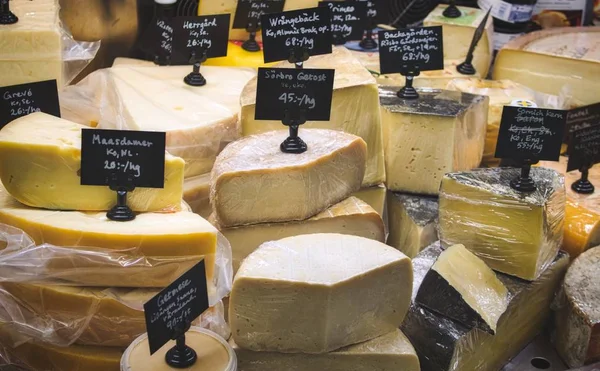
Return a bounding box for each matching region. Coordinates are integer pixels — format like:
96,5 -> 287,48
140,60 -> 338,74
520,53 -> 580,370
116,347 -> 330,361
564,246 -> 600,323
523,31 -> 600,63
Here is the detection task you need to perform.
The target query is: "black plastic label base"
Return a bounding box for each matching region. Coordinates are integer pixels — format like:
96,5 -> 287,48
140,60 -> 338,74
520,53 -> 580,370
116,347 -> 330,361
359,36 -> 378,50
0,11 -> 17,24
242,38 -> 261,52
571,179 -> 595,194
397,85 -> 419,100
456,61 -> 476,75
107,204 -> 136,222
443,4 -> 461,18
184,71 -> 206,87
165,344 -> 197,369
510,176 -> 536,193
280,136 -> 307,154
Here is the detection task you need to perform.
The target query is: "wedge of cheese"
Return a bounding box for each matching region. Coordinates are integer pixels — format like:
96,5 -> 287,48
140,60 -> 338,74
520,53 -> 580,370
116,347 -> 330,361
439,167 -> 565,280
215,197 -> 385,272
230,233 -> 413,354
100,65 -> 256,178
232,329 -> 420,371
553,246 -> 600,368
493,27 -> 600,106
211,129 -> 366,227
402,242 -> 569,371
380,87 -> 488,195
240,47 -> 385,187
0,113 -> 185,212
415,244 -> 509,334
351,184 -> 386,217
183,173 -> 211,218
387,192 -> 438,258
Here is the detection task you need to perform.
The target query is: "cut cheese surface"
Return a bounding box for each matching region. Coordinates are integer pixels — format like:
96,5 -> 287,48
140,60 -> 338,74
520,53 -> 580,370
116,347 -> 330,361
380,87 -> 488,195
351,184 -> 386,217
0,113 -> 185,212
211,129 -> 366,227
232,329 -> 420,371
183,173 -> 211,218
439,167 -> 565,280
241,46 -> 385,187
416,244 -> 508,334
230,233 -> 413,354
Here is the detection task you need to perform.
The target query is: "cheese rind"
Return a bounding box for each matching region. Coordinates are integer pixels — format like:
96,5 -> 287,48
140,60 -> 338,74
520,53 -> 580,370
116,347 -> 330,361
0,113 -> 185,212
230,233 -> 413,354
211,129 -> 366,227
380,87 -> 488,195
183,173 -> 212,218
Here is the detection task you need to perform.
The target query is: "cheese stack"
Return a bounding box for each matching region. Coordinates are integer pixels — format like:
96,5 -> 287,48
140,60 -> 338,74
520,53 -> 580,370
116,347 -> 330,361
230,233 -> 420,370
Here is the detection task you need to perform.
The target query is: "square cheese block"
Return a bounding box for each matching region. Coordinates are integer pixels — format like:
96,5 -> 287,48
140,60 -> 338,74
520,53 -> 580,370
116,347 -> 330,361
214,197 -> 385,272
183,173 -> 211,218
351,184 -> 386,217
230,233 -> 413,354
99,65 -> 256,178
424,4 -> 494,78
240,47 -> 385,187
379,87 -> 488,195
232,329 -> 420,371
211,129 -> 366,227
0,113 -> 185,212
439,167 -> 565,280
402,242 -> 569,371
387,192 -> 438,258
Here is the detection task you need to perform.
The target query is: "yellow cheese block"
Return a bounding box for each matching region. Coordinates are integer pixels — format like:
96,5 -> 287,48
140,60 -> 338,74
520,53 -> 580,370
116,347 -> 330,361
183,173 -> 212,218
351,184 -> 386,217
0,112 -> 185,212
387,193 -> 438,258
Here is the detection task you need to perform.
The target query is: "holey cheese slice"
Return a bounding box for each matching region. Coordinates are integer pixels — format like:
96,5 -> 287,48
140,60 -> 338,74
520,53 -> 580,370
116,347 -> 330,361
240,47 -> 385,187
100,65 -> 256,178
230,233 -> 413,354
211,129 -> 366,227
0,113 -> 185,212
493,27 -> 600,106
415,244 -> 509,334
553,246 -> 600,368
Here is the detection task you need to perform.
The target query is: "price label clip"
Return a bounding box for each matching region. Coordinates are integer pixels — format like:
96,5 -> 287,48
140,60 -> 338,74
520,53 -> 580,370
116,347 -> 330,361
359,0 -> 378,50
443,0 -> 462,18
397,64 -> 420,100
288,47 -> 310,69
567,124 -> 600,194
184,48 -> 208,87
242,15 -> 261,52
457,8 -> 491,75
152,0 -> 177,66
106,173 -> 136,221
0,0 -> 18,25
233,0 -> 286,52
509,158 -> 539,193
165,317 -> 197,368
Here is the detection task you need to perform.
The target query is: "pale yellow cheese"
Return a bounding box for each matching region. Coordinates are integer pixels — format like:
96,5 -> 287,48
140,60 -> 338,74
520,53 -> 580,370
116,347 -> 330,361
351,184 -> 386,217
183,173 -> 212,218
0,113 -> 185,212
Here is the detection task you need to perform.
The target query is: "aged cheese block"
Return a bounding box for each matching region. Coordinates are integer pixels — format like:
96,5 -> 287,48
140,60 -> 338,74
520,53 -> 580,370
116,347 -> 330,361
493,27 -> 600,106
240,47 -> 385,187
100,65 -> 256,178
415,244 -> 509,334
211,129 -> 366,227
230,233 -> 413,353
387,192 -> 438,258
439,167 -> 565,280
215,197 -> 385,272
380,87 -> 488,195
232,329 -> 420,371
553,246 -> 600,368
183,173 -> 211,218
0,113 -> 185,212
402,242 -> 569,371
351,184 -> 386,217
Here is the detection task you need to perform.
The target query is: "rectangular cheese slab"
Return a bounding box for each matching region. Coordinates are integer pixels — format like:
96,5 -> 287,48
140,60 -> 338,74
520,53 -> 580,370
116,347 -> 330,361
402,242 -> 569,371
240,47 -> 385,187
232,329 -> 420,371
0,113 -> 185,212
439,167 -> 565,280
183,173 -> 211,218
380,87 -> 488,195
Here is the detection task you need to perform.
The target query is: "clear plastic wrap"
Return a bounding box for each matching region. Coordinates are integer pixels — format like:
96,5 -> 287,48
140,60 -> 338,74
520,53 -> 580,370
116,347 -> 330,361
401,242 -> 569,371
0,0 -> 100,89
229,233 -> 412,354
210,129 -> 367,228
439,167 -> 565,280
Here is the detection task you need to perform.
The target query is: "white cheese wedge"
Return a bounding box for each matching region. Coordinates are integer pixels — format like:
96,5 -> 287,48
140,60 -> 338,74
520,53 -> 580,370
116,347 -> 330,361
230,233 -> 413,354
211,129 -> 366,227
240,46 -> 385,187
379,87 -> 488,195
183,173 -> 211,218
0,113 -> 185,212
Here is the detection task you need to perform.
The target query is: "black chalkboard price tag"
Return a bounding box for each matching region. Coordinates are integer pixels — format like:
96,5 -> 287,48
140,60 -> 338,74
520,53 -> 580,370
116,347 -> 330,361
318,1 -> 368,43
0,80 -> 60,129
170,14 -> 231,65
139,16 -> 174,65
567,125 -> 600,172
233,0 -> 286,29
261,7 -> 333,63
567,102 -> 600,134
143,260 -> 209,356
378,26 -> 444,74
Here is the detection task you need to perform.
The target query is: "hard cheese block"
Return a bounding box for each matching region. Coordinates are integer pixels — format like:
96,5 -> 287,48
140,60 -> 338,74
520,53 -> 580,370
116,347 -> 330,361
215,197 -> 385,272
183,173 -> 211,218
493,27 -> 600,106
387,192 -> 438,258
230,233 -> 413,354
439,167 -> 565,280
402,242 -> 570,371
553,246 -> 600,368
211,129 -> 366,227
415,244 -> 509,334
240,47 -> 385,187
424,5 -> 494,78
351,184 -> 386,217
101,65 -> 256,178
232,329 -> 420,371
0,113 -> 185,212
380,87 -> 488,195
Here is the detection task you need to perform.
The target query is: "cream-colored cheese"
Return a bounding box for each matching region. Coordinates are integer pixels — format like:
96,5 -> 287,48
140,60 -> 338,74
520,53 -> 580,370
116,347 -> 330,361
351,184 -> 386,217
183,173 -> 212,218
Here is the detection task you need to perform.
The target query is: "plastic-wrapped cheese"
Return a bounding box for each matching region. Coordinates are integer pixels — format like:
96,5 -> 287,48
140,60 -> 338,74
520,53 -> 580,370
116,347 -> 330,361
230,233 -> 413,354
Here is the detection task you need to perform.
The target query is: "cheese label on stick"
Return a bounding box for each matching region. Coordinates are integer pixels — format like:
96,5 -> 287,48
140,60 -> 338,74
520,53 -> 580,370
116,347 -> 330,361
170,14 -> 231,65
378,26 -> 444,75
567,124 -> 600,173
233,0 -> 286,29
319,1 -> 368,43
0,80 -> 60,128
